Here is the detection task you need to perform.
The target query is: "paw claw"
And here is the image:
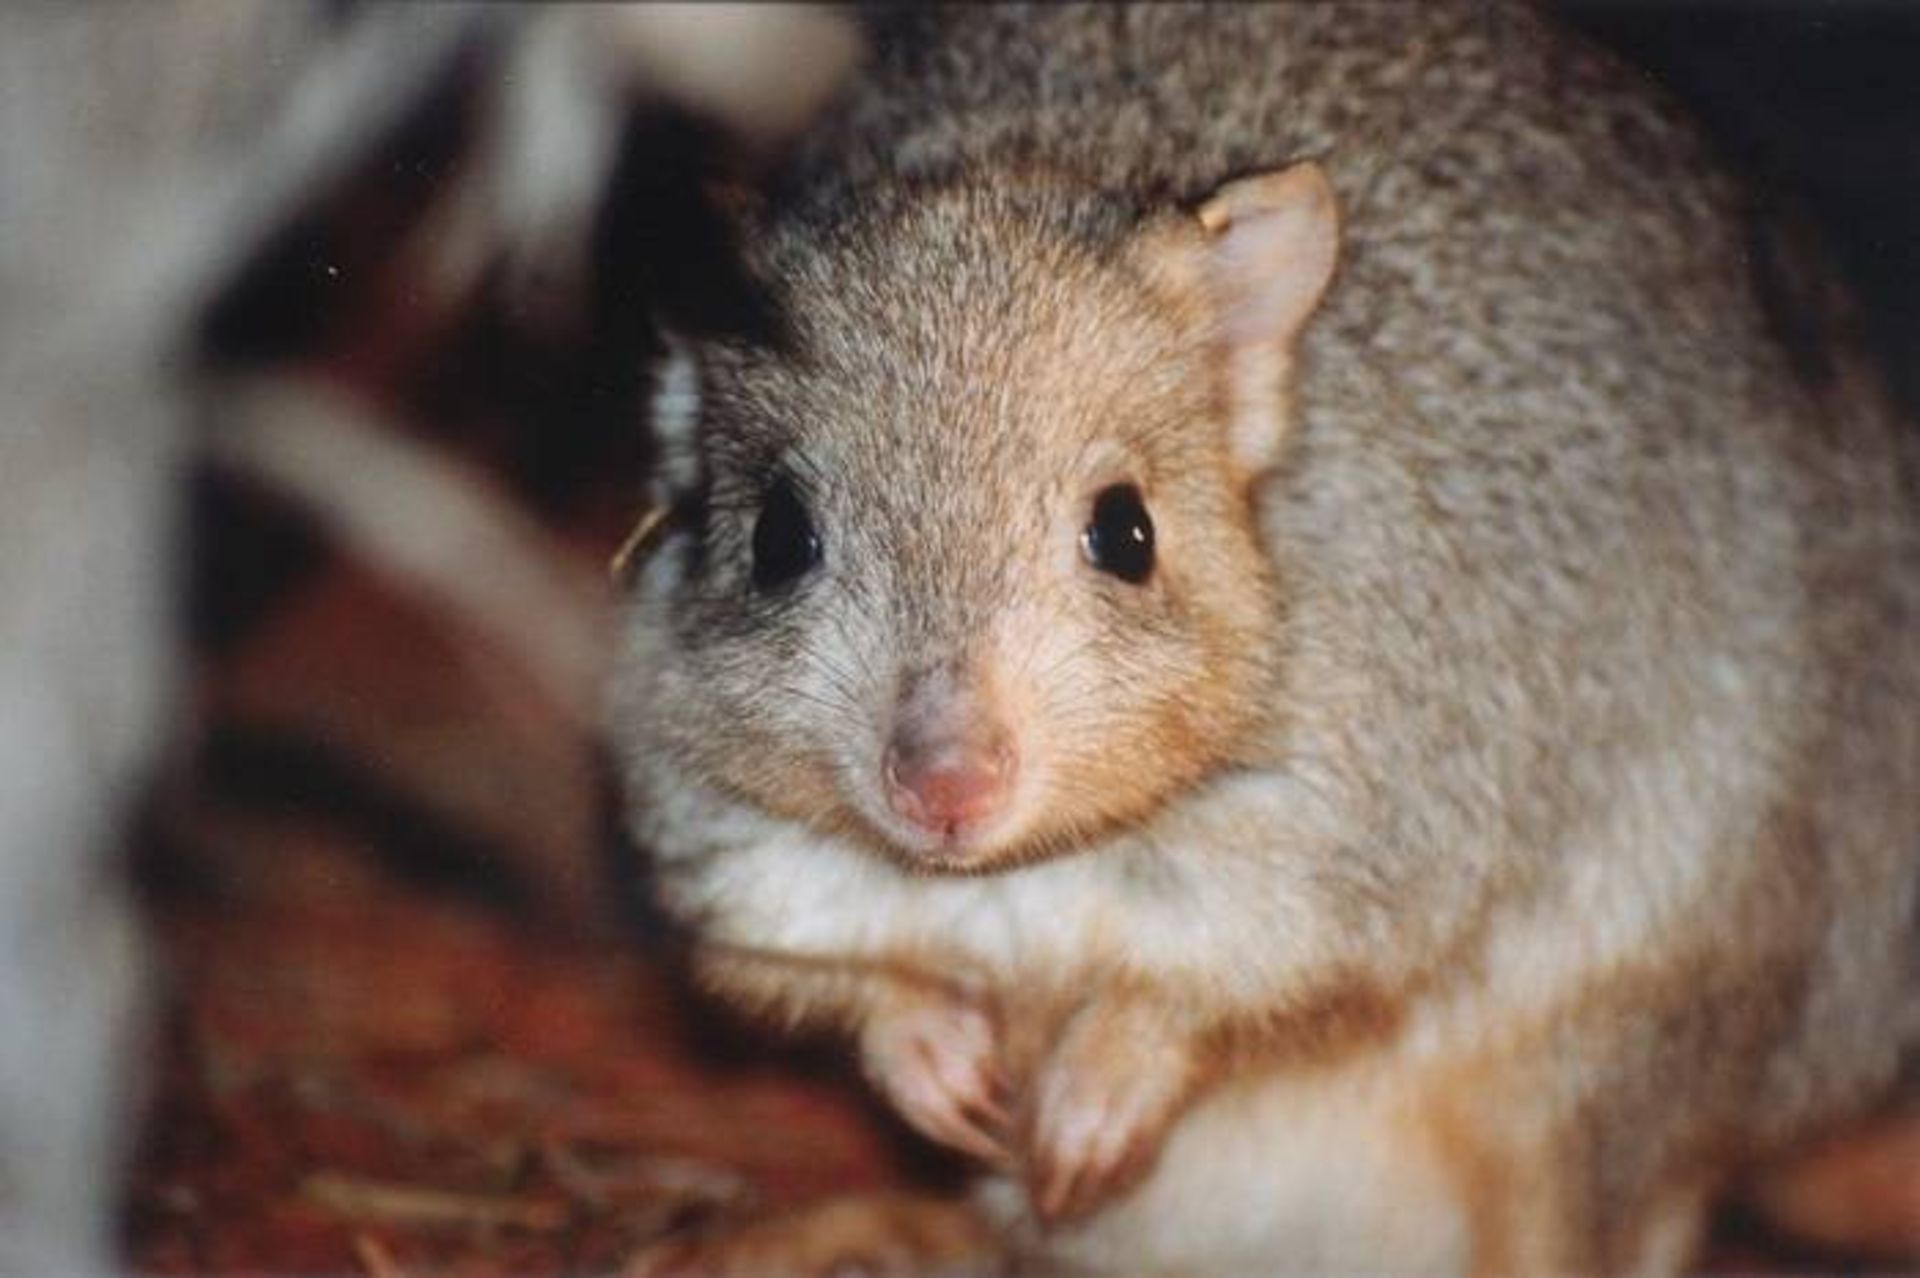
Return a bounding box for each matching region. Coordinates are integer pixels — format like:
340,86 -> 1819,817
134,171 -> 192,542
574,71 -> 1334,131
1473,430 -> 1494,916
1023,1001 -> 1196,1224
862,989 -> 1010,1163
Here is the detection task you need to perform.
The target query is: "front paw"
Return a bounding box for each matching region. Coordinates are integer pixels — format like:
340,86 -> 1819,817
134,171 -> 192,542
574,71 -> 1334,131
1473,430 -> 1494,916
1026,1000 -> 1197,1225
860,985 -> 1013,1164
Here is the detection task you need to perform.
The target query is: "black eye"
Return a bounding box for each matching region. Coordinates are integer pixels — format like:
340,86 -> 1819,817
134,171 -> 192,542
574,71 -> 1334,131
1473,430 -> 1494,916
751,475 -> 822,591
1082,483 -> 1155,584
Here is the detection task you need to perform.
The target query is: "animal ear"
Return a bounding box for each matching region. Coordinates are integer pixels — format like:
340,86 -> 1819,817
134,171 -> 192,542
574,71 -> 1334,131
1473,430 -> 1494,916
1137,162 -> 1340,474
612,330 -> 704,584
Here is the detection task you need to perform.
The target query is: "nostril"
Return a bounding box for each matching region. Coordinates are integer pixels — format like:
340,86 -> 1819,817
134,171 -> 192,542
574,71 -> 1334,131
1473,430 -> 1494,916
883,739 -> 1016,834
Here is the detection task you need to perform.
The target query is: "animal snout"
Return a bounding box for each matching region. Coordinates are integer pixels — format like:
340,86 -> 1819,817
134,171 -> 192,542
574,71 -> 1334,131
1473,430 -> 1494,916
882,728 -> 1016,836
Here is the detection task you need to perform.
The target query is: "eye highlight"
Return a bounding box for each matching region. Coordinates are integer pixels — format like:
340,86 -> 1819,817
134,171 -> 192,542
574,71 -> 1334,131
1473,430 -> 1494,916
750,475 -> 822,591
1082,483 -> 1155,584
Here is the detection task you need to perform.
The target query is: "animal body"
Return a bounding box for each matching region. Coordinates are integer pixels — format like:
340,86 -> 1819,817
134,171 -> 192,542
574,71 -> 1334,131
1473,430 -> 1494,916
609,4 -> 1920,1274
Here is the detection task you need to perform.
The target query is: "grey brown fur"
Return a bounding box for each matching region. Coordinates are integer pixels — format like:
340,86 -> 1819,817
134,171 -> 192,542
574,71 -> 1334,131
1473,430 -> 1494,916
610,5 -> 1920,1274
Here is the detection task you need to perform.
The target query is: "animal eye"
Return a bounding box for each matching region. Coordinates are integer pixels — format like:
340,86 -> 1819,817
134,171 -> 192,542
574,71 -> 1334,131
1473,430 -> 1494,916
1082,483 -> 1155,584
751,475 -> 822,591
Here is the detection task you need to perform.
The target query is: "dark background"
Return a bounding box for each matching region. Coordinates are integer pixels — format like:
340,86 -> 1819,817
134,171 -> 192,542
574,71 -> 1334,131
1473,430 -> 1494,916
1559,1 -> 1920,416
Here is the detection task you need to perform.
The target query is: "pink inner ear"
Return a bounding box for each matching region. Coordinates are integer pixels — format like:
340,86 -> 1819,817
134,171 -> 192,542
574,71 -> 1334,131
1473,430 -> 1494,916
1188,163 -> 1341,473
1208,194 -> 1339,351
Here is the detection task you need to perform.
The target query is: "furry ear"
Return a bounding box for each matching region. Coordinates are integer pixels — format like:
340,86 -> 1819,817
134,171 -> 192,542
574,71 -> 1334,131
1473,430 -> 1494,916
1137,162 -> 1340,474
611,330 -> 703,584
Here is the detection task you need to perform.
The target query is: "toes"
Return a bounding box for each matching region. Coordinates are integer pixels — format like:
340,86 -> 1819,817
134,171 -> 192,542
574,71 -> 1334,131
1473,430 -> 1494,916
919,1034 -> 1012,1142
1058,1117 -> 1139,1221
894,1049 -> 1009,1163
1036,1131 -> 1124,1224
864,996 -> 1011,1164
1028,1073 -> 1173,1224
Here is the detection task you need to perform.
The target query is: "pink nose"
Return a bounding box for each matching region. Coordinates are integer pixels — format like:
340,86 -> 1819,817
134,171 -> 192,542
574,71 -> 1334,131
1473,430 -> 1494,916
883,738 -> 1015,835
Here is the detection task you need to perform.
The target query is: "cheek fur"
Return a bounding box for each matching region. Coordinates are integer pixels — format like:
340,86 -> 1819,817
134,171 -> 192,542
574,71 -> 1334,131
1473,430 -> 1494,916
989,582 -> 1271,853
707,582 -> 909,840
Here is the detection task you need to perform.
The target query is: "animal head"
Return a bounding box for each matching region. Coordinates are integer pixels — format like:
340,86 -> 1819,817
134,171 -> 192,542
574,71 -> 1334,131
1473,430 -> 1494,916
621,163 -> 1339,872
